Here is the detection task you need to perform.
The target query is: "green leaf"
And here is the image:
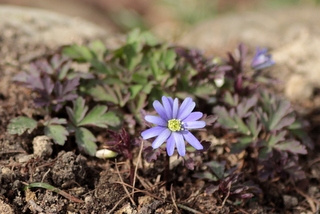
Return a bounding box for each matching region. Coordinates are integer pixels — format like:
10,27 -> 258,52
62,45 -> 94,62
126,29 -> 158,45
223,91 -> 238,107
84,84 -> 119,104
89,40 -> 106,60
78,106 -> 121,128
268,99 -> 292,131
142,82 -> 154,94
7,116 -> 37,135
247,114 -> 261,139
44,125 -> 68,145
231,136 -> 253,153
127,28 -> 141,43
266,131 -> 286,148
193,172 -> 217,181
259,146 -> 271,160
161,49 -> 176,70
75,127 -> 97,156
43,118 -> 67,126
274,140 -> 307,154
66,97 -> 88,125
214,107 -> 237,129
234,115 -> 250,135
125,43 -> 142,70
129,84 -> 143,99
90,59 -> 110,74
236,95 -> 257,117
193,84 -> 217,99
205,161 -> 226,180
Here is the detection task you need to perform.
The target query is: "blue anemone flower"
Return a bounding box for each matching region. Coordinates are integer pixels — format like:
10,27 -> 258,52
251,47 -> 275,70
141,96 -> 206,156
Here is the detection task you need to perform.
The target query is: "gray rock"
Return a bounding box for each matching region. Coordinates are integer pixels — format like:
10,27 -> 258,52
176,6 -> 320,55
285,74 -> 313,101
283,195 -> 298,209
0,5 -> 109,47
172,6 -> 320,102
0,5 -> 121,70
32,135 -> 53,158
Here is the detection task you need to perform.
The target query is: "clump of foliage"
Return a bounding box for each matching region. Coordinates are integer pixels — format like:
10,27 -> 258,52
8,54 -> 120,156
211,45 -> 311,182
7,29 -> 312,210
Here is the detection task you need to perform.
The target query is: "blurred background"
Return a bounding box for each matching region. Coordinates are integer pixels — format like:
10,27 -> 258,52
0,0 -> 319,34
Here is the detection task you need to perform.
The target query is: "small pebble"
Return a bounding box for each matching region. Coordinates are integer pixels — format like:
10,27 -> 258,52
32,135 -> 53,158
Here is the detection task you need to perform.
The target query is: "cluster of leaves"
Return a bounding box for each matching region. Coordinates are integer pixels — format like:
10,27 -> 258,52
211,45 -> 312,182
7,30 -> 311,205
8,55 -> 120,156
62,30 -> 230,123
7,29 -> 226,158
194,161 -> 260,202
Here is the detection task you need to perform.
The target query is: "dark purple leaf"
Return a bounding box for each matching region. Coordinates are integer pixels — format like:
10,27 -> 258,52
206,184 -> 219,194
184,157 -> 195,170
144,146 -> 161,162
200,141 -> 211,151
236,95 -> 258,117
239,193 -> 254,199
62,77 -> 80,95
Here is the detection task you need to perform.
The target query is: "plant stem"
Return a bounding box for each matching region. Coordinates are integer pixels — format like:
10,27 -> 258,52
164,153 -> 170,188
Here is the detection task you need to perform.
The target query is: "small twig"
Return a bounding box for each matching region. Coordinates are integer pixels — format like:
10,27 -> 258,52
308,157 -> 320,167
114,181 -> 164,201
295,187 -> 318,213
0,150 -> 26,155
41,169 -> 50,182
132,140 -> 143,199
220,182 -> 231,208
114,180 -> 203,214
115,160 -> 136,206
170,185 -> 180,213
237,208 -> 251,214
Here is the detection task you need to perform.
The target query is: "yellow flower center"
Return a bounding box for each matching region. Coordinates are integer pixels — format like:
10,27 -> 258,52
168,119 -> 183,132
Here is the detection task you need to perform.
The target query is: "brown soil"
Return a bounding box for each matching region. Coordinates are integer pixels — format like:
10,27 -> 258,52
1,4 -> 320,214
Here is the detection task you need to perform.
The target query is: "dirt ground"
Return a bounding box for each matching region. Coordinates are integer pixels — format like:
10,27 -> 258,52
1,2 -> 320,214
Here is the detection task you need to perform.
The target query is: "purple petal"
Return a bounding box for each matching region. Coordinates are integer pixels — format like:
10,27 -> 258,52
141,126 -> 166,139
145,115 -> 167,126
177,99 -> 195,120
152,128 -> 171,149
173,132 -> 185,156
183,131 -> 203,150
167,97 -> 174,106
166,134 -> 175,156
182,112 -> 203,122
177,97 -> 192,117
162,96 -> 173,119
184,121 -> 206,129
153,100 -> 168,120
172,98 -> 179,118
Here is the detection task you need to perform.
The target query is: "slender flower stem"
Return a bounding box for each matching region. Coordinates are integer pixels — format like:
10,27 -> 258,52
164,153 -> 170,188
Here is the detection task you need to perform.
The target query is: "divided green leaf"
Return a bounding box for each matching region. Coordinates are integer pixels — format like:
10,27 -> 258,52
75,127 -> 97,156
78,106 -> 121,128
7,116 -> 37,135
44,125 -> 69,145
